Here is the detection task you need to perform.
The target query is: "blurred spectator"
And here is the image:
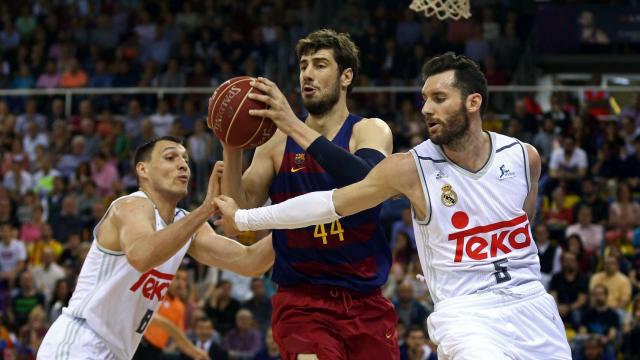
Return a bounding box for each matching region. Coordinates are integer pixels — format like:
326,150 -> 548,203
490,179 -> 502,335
252,328 -> 281,360
3,155 -> 33,196
620,94 -> 640,127
535,223 -> 562,290
579,285 -> 619,345
59,58 -> 88,88
158,58 -> 186,88
26,223 -> 62,267
10,270 -> 45,329
591,141 -> 623,180
566,205 -> 604,256
31,247 -> 64,305
180,317 -> 228,360
394,282 -> 429,329
12,63 -> 35,89
36,59 -> 61,89
90,153 -> 119,197
16,98 -> 47,134
533,117 -> 555,166
243,278 -> 272,335
56,135 -> 90,178
621,296 -> 640,359
150,99 -> 175,137
572,178 -> 608,225
204,280 -> 240,336
46,279 -> 70,323
19,204 -> 44,244
576,335 -> 615,360
550,251 -> 589,329
222,309 -> 262,360
18,305 -> 48,356
23,121 -> 49,162
400,326 -> 437,360
543,187 -> 574,238
549,135 -> 588,192
608,181 -> 640,230
88,60 -> 114,88
390,207 -> 415,249
590,255 -> 632,311
51,195 -> 82,243
178,98 -> 201,135
0,223 -> 27,286
0,21 -> 21,50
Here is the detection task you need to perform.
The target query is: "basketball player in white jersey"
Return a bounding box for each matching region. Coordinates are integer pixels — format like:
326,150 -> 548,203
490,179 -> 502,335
215,53 -> 572,359
38,136 -> 275,360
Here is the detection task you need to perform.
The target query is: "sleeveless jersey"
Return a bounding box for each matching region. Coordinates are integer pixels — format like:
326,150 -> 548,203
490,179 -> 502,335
410,132 -> 541,304
268,114 -> 391,293
64,191 -> 191,360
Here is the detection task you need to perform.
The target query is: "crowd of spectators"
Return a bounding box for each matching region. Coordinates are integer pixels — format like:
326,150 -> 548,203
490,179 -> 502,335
1,1 -> 640,360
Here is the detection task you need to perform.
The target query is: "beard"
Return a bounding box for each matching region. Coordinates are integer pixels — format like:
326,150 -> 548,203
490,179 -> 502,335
303,77 -> 341,116
428,104 -> 471,149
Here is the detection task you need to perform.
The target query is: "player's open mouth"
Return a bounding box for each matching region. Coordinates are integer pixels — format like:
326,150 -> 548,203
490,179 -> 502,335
303,86 -> 316,95
428,121 -> 441,130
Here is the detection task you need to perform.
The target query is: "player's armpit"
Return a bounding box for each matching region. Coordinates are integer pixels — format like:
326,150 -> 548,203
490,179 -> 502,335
188,223 -> 274,277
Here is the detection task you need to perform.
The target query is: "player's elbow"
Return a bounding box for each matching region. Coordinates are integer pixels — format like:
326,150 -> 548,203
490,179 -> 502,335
126,252 -> 154,273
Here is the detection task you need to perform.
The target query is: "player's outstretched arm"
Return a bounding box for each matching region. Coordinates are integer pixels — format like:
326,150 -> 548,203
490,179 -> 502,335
151,314 -> 210,360
215,153 -> 411,234
115,163 -> 221,273
188,223 -> 274,277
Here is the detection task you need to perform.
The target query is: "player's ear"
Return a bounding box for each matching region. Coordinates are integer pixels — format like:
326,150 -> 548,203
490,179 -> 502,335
466,93 -> 482,114
341,68 -> 353,89
136,162 -> 148,180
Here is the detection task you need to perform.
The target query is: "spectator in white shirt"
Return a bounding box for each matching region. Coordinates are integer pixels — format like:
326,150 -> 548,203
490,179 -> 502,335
566,205 -> 604,256
22,121 -> 49,162
549,135 -> 588,193
0,223 -> 27,286
149,99 -> 174,137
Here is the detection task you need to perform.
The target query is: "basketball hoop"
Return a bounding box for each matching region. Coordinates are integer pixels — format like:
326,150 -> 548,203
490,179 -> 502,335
409,0 -> 471,20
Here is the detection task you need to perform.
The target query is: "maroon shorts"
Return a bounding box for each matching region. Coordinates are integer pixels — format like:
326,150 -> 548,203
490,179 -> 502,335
271,283 -> 400,360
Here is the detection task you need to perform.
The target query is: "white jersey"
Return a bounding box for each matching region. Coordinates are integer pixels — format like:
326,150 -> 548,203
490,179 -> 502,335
64,191 -> 191,360
410,132 -> 541,304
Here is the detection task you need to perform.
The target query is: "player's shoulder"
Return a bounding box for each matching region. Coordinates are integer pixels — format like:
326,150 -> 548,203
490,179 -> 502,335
353,117 -> 391,133
109,195 -> 155,223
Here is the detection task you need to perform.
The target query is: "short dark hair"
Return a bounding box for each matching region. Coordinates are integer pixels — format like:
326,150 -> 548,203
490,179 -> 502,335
132,136 -> 183,182
408,326 -> 427,337
295,29 -> 360,94
422,52 -> 488,115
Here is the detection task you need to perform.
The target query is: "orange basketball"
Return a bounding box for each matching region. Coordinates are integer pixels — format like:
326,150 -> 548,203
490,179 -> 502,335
207,76 -> 276,149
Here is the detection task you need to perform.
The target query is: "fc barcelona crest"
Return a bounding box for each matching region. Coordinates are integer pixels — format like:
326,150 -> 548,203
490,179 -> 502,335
294,153 -> 305,165
441,184 -> 458,207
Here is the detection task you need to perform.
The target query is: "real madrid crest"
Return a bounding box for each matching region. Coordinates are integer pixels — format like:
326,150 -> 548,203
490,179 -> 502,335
441,184 -> 458,207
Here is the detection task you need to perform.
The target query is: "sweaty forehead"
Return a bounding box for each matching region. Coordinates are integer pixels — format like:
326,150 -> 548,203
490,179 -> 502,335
154,141 -> 186,156
300,49 -> 335,63
422,70 -> 456,95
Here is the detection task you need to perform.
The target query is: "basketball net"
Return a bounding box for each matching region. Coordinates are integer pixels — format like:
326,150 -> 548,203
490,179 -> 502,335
409,0 -> 471,20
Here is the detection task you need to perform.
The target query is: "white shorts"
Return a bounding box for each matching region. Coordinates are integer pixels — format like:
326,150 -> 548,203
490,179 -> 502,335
427,281 -> 571,360
37,313 -> 119,360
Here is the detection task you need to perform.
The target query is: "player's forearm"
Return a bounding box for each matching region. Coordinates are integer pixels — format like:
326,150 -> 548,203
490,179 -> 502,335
222,147 -> 253,208
127,205 -> 213,272
235,190 -> 341,231
151,316 -> 199,358
284,118 -> 320,150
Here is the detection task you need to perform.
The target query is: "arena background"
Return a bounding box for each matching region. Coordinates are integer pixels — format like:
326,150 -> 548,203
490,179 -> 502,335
1,0 -> 640,359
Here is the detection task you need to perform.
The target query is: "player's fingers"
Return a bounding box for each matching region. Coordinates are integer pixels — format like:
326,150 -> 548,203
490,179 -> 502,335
248,109 -> 274,118
247,92 -> 273,106
250,79 -> 272,95
257,77 -> 276,87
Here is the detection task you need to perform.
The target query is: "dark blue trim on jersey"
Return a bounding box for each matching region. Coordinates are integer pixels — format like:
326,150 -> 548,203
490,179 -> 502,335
412,149 -> 432,225
517,142 -> 530,192
416,155 -> 447,163
496,142 -> 519,153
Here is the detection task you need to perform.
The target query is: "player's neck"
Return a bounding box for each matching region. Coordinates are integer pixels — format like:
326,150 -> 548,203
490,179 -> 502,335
442,128 -> 490,173
306,101 -> 349,138
139,187 -> 178,224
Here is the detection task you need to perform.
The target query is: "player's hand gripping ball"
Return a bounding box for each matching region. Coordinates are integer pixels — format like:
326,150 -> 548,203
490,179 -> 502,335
207,76 -> 277,149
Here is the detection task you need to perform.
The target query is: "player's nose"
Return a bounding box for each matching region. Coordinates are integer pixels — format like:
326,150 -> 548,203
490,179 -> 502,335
421,99 -> 434,116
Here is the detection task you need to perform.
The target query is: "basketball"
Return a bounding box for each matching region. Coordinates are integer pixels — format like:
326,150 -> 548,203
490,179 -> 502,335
207,76 -> 277,149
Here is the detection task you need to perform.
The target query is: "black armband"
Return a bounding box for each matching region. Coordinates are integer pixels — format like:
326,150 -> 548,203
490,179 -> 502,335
306,136 -> 385,186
